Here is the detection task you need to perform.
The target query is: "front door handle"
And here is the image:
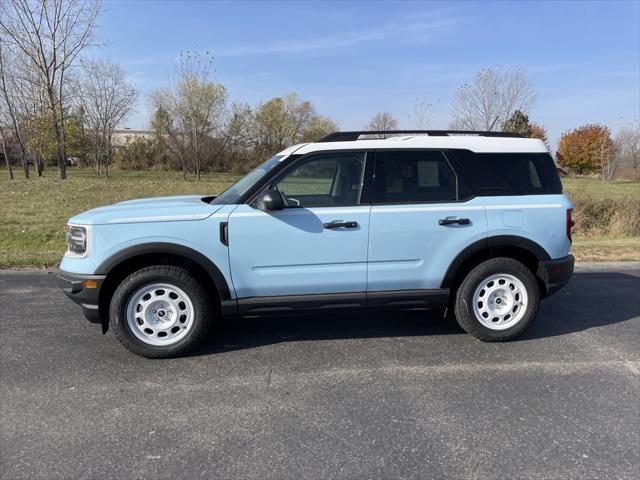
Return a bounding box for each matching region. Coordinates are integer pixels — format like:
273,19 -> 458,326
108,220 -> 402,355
324,221 -> 358,229
219,222 -> 229,245
438,216 -> 470,226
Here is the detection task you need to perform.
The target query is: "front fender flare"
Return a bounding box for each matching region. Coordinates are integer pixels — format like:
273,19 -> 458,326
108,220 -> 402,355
95,242 -> 231,300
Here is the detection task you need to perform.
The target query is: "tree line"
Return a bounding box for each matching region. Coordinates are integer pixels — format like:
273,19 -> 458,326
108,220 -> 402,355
1,1 -> 638,182
142,51 -> 338,178
0,0 -> 108,180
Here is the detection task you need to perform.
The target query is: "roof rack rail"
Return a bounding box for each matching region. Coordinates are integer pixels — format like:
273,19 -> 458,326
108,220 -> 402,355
317,130 -> 524,142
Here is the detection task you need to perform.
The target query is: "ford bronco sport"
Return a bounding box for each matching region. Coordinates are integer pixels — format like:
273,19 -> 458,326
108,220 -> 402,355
59,130 -> 575,358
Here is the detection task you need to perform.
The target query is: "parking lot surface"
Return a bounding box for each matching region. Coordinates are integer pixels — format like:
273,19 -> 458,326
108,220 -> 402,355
1,263 -> 639,479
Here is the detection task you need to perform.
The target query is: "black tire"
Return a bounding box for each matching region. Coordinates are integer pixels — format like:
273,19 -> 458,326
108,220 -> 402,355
454,257 -> 540,342
110,265 -> 214,358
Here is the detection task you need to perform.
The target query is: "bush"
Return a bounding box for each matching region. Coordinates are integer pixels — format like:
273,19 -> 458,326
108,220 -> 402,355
569,192 -> 640,237
114,138 -> 173,171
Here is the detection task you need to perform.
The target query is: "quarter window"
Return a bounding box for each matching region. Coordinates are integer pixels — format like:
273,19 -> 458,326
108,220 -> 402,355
373,150 -> 457,203
273,152 -> 365,208
454,151 -> 562,196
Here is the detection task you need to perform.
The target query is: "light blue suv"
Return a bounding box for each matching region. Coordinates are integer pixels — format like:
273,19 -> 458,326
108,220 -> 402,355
59,130 -> 575,358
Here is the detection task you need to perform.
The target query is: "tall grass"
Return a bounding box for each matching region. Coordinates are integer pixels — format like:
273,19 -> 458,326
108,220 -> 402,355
569,192 -> 640,237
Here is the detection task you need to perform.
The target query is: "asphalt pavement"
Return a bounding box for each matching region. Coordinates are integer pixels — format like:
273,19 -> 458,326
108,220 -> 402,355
1,263 -> 639,479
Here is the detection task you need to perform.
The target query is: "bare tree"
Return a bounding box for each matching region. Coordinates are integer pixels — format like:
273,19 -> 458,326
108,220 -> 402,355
178,52 -> 227,179
0,124 -> 15,179
150,99 -> 191,179
0,0 -> 101,179
0,40 -> 29,178
218,102 -> 255,172
450,67 -> 536,131
616,121 -> 640,181
366,112 -> 399,137
151,51 -> 227,180
600,131 -> 618,182
409,97 -> 436,129
78,58 -> 137,177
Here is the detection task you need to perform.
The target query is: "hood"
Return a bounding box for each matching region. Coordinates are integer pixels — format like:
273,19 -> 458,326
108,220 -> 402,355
68,195 -> 223,225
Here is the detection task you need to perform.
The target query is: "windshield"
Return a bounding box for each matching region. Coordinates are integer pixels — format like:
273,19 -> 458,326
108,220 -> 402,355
212,155 -> 285,204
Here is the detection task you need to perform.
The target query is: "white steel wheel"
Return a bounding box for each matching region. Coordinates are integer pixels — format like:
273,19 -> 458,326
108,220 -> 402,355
126,283 -> 195,346
471,273 -> 529,331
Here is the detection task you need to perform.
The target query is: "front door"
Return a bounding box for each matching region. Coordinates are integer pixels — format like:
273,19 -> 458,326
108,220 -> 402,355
228,151 -> 371,301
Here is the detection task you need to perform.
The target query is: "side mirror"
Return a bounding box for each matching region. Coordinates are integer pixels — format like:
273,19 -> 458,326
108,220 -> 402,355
256,189 -> 284,211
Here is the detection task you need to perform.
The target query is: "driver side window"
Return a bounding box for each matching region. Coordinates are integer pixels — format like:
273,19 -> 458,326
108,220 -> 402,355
274,153 -> 365,208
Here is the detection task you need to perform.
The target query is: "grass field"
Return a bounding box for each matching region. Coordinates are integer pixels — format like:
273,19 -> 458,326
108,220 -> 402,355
562,177 -> 640,199
1,168 -> 638,266
0,169 -> 240,267
570,236 -> 640,262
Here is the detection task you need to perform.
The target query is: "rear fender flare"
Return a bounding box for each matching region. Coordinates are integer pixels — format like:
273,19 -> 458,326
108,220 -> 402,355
440,235 -> 550,289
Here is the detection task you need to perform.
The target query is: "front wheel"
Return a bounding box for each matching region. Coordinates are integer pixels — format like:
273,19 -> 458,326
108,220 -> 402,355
110,265 -> 213,358
454,257 -> 540,341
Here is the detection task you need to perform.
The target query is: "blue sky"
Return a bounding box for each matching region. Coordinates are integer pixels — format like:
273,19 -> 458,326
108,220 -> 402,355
91,0 -> 640,149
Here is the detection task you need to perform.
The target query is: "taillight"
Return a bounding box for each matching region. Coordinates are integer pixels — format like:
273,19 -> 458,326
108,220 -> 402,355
566,208 -> 574,242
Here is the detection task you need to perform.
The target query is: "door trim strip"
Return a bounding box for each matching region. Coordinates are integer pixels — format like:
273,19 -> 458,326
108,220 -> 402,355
235,289 -> 449,315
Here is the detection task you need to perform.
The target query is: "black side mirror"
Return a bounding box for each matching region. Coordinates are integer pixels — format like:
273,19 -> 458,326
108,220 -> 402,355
256,189 -> 284,211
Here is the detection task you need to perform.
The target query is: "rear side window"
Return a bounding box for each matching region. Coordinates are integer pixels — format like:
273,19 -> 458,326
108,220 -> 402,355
454,151 -> 562,196
373,150 -> 457,203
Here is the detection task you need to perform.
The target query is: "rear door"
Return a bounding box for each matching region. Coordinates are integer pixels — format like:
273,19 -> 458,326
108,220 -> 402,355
452,150 -> 571,259
367,149 -> 488,292
228,151 -> 372,300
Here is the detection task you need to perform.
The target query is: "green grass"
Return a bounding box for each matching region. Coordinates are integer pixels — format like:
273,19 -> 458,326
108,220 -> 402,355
572,236 -> 640,262
562,177 -> 640,199
0,168 -> 240,267
0,168 -> 638,267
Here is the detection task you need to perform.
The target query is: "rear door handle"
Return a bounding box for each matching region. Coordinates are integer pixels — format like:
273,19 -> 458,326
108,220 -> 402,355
438,217 -> 470,226
324,221 -> 358,229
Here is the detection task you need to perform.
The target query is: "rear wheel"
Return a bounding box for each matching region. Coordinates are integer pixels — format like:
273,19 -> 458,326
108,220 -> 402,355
110,265 -> 213,358
454,257 -> 540,341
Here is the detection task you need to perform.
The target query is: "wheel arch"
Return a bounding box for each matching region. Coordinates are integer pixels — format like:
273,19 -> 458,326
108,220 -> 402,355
440,235 -> 551,295
95,243 -> 232,332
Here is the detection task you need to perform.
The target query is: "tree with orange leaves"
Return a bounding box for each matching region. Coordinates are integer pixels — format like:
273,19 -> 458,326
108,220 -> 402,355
556,124 -> 615,177
530,123 -> 549,149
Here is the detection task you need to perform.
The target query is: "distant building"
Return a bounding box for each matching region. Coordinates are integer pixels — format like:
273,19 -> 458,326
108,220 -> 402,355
112,128 -> 155,149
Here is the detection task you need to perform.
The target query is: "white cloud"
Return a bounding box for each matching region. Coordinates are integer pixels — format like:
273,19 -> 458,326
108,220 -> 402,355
214,11 -> 463,57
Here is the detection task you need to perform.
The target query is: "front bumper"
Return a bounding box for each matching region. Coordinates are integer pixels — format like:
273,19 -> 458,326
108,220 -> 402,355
537,254 -> 575,297
58,271 -> 106,324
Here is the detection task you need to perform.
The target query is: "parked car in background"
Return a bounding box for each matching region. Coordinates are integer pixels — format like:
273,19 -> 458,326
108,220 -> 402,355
58,130 -> 574,358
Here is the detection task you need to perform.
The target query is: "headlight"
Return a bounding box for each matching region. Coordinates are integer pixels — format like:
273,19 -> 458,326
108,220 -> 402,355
66,225 -> 87,255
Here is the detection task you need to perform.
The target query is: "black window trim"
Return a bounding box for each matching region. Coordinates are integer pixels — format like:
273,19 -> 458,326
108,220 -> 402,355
242,146 -> 560,207
246,149 -> 375,208
448,149 -> 562,197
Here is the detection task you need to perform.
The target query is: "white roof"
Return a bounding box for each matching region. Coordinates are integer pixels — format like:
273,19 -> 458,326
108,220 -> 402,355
277,143 -> 310,156
288,135 -> 548,155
